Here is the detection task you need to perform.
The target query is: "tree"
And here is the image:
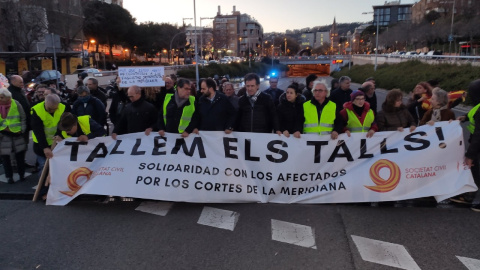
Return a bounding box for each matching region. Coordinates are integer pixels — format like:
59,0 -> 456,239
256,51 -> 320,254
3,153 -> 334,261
83,1 -> 136,61
45,0 -> 84,52
312,43 -> 331,55
425,11 -> 441,25
279,37 -> 300,56
0,0 -> 48,51
130,22 -> 184,60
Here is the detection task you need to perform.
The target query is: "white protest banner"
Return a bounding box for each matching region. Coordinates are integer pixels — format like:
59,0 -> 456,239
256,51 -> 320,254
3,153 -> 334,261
118,66 -> 165,87
47,122 -> 477,206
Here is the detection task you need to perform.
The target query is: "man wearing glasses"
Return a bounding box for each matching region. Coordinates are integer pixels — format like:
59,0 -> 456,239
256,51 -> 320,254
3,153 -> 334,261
31,84 -> 48,106
303,81 -> 344,140
111,85 -> 157,140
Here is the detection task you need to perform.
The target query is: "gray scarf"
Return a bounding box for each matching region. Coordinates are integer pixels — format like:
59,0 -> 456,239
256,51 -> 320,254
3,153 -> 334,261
247,90 -> 261,107
174,91 -> 189,107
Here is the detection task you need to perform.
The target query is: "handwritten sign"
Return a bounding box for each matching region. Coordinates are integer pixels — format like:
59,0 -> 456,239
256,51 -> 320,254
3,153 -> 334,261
118,66 -> 165,87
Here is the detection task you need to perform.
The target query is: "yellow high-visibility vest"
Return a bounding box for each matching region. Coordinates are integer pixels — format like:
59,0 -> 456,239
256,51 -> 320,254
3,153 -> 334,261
0,100 -> 22,133
31,102 -> 66,145
61,115 -> 91,139
303,100 -> 336,135
467,103 -> 480,134
163,94 -> 195,133
346,108 -> 375,133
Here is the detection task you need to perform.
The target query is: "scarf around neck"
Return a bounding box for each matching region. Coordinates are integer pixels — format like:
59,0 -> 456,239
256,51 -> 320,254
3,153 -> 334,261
174,91 -> 189,107
248,90 -> 261,107
0,102 -> 11,119
431,105 -> 448,122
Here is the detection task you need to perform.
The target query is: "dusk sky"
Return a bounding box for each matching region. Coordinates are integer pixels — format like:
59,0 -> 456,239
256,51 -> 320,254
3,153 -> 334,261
123,0 -> 417,33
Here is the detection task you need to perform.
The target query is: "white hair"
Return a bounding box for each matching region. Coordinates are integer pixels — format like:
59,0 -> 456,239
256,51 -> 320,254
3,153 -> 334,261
311,80 -> 331,97
0,88 -> 12,98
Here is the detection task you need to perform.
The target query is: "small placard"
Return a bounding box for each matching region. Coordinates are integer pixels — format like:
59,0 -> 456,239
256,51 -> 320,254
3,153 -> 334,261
118,66 -> 165,87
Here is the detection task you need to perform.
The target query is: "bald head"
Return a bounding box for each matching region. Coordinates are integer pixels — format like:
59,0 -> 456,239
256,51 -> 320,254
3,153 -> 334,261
127,85 -> 142,102
10,75 -> 24,88
360,81 -> 375,97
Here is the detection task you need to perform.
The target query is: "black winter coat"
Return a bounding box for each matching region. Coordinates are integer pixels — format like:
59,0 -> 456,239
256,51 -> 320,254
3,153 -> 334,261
90,87 -> 107,107
72,96 -> 106,125
113,98 -> 157,135
236,92 -> 279,133
108,86 -> 128,126
277,96 -> 304,133
198,92 -> 236,131
329,87 -> 353,113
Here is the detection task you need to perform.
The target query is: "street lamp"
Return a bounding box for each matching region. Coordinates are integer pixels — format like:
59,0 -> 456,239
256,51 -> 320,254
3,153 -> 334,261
284,38 -> 287,56
170,31 -> 185,64
362,10 -> 379,71
200,17 -> 214,60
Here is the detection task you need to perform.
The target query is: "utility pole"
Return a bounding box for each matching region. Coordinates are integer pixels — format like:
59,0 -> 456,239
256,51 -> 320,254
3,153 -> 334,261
448,0 -> 456,55
193,1 -> 199,90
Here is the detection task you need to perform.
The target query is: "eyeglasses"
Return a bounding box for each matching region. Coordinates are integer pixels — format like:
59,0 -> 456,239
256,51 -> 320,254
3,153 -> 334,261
127,95 -> 135,99
355,97 -> 365,101
313,89 -> 326,92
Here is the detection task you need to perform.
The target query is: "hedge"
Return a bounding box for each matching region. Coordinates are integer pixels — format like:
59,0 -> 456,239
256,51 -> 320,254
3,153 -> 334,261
331,60 -> 480,95
177,61 -> 288,80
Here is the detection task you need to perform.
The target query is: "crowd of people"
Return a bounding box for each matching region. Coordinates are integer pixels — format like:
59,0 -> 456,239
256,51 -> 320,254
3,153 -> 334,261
0,71 -> 479,211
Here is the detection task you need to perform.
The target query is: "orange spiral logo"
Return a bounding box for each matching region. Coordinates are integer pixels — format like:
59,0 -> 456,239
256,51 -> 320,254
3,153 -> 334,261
60,167 -> 93,197
365,159 -> 401,193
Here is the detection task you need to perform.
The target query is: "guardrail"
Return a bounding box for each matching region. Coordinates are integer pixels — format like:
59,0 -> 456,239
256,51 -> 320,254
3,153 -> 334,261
353,54 -> 480,60
352,54 -> 480,67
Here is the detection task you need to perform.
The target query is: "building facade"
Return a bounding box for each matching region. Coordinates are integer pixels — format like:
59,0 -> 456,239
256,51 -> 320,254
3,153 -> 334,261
314,31 -> 330,49
412,0 -> 480,24
213,6 -> 263,57
372,1 -> 413,26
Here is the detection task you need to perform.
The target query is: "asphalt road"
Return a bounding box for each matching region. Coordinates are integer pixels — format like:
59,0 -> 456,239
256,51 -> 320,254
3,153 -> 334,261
1,200 -> 480,270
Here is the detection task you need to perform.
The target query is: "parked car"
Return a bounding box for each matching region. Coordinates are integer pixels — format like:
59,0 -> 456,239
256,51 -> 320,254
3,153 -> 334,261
426,50 -> 443,59
208,60 -> 219,64
404,51 -> 418,58
73,68 -> 102,77
197,60 -> 208,66
219,59 -> 229,64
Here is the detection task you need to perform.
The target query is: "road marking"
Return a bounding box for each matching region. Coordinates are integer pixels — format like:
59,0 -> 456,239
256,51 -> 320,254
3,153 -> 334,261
271,219 -> 317,249
0,172 -> 32,183
351,235 -> 420,270
457,256 -> 480,270
197,206 -> 239,231
135,201 -> 173,216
